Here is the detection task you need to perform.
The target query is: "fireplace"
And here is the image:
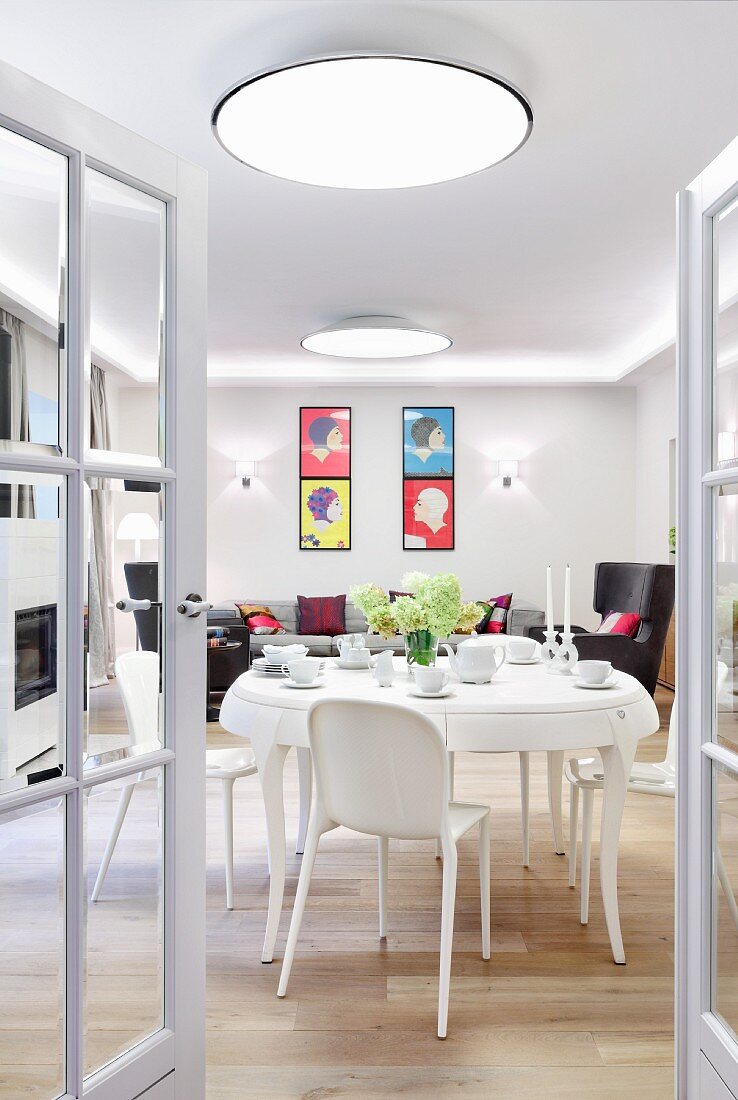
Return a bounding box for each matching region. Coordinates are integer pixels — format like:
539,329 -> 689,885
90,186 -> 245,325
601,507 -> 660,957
15,604 -> 58,711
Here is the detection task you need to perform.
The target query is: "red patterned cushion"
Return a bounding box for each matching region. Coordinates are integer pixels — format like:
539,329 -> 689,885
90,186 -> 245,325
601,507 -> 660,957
482,592 -> 513,634
597,610 -> 641,637
297,594 -> 347,636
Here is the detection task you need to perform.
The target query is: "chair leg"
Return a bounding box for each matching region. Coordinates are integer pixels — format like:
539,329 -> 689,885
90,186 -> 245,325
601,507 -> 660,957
547,750 -> 565,855
378,836 -> 389,940
278,818 -> 322,998
478,815 -> 491,960
437,841 -> 458,1039
716,847 -> 738,931
568,782 -> 580,888
91,783 -> 136,902
296,746 -> 312,855
222,777 -> 235,911
580,787 -> 594,925
436,753 -> 456,860
519,751 -> 530,868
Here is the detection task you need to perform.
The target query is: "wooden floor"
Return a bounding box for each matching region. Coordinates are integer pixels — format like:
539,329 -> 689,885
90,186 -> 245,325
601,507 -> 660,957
205,688 -> 676,1100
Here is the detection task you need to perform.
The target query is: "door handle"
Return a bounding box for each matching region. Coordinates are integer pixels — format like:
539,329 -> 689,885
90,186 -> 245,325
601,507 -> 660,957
177,593 -> 212,618
116,598 -> 152,613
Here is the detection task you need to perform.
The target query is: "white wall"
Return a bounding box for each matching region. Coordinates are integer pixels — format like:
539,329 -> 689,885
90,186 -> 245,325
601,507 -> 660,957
206,386 -> 638,630
635,362 -> 676,563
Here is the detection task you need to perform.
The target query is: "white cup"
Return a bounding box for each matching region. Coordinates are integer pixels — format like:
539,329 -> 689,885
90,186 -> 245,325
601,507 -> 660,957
283,656 -> 322,684
509,637 -> 537,661
344,647 -> 371,668
414,666 -> 449,693
576,660 -> 612,685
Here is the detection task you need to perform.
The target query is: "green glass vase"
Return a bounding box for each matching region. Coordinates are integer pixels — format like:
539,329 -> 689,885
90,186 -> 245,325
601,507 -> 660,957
404,630 -> 439,669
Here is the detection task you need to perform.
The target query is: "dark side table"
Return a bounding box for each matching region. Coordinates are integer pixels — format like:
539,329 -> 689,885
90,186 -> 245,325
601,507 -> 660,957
206,640 -> 243,722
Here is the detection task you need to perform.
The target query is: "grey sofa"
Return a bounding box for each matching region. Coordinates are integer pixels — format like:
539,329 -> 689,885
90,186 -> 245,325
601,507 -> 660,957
209,597 -> 545,661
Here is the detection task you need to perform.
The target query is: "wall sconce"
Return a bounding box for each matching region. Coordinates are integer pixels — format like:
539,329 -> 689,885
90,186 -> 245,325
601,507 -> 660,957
235,460 -> 257,488
718,432 -> 737,467
498,459 -> 518,488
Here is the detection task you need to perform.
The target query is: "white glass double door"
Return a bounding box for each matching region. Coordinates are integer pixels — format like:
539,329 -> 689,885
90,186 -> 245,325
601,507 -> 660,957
0,59 -> 207,1098
679,137 -> 738,1097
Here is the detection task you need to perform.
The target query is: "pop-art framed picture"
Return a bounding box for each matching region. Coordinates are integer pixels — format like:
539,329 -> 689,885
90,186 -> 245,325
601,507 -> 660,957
403,477 -> 454,550
403,407 -> 454,550
403,406 -> 453,478
300,406 -> 351,478
299,408 -> 351,551
300,478 -> 351,550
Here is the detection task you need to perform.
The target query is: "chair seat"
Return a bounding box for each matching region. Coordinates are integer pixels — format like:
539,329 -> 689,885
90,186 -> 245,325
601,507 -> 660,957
565,755 -> 676,795
448,801 -> 490,842
206,747 -> 257,779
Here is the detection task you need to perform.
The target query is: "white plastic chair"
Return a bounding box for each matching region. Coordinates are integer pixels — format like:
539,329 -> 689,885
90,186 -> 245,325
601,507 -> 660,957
91,650 -> 257,910
277,697 -> 491,1039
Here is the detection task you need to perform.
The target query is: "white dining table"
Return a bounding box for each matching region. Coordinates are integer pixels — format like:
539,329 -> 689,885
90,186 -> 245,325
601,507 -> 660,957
219,657 -> 659,966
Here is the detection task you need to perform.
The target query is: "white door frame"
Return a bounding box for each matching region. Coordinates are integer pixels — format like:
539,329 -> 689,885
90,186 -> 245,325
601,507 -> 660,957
677,134 -> 738,1099
0,59 -> 207,1098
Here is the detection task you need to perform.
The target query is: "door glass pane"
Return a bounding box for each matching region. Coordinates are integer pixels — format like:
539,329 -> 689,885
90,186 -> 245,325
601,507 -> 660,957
713,763 -> 738,1040
86,170 -> 166,465
0,469 -> 66,793
0,796 -> 64,1099
0,127 -> 66,455
84,478 -> 163,765
714,196 -> 738,470
716,487 -> 738,750
84,768 -> 164,1077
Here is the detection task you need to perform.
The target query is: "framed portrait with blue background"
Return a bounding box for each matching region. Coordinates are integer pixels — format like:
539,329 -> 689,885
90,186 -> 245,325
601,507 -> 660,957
403,407 -> 454,479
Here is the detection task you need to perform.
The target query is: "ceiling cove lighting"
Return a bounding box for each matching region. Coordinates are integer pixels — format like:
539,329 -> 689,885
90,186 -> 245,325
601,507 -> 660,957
212,54 -> 533,189
301,317 -> 452,359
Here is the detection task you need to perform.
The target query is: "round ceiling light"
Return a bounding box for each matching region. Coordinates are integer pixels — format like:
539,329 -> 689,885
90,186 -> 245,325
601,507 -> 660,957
212,54 -> 532,189
301,317 -> 452,358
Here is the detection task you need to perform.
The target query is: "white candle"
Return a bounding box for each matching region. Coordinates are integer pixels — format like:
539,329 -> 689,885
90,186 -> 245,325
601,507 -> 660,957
546,565 -> 553,633
564,564 -> 571,635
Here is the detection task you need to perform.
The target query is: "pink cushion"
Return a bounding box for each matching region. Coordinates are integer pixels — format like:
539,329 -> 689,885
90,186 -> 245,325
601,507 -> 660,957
297,594 -> 347,636
247,614 -> 286,636
597,610 -> 641,638
482,593 -> 513,634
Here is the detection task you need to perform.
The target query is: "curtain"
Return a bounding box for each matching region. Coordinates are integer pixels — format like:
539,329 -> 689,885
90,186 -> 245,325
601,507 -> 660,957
88,363 -> 115,684
0,308 -> 35,517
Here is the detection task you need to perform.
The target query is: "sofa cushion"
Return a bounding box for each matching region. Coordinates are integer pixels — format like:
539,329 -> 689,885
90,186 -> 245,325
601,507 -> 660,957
297,594 -> 347,636
250,634 -> 334,657
597,610 -> 642,637
482,593 -> 513,634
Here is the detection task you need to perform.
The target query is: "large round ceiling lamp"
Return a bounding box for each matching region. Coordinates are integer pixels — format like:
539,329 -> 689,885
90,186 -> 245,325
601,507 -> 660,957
212,54 -> 533,189
301,317 -> 452,358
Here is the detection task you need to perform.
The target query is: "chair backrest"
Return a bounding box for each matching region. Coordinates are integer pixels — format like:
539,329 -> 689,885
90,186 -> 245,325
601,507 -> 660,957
123,561 -> 160,652
114,650 -> 159,747
593,562 -> 671,621
307,698 -> 449,840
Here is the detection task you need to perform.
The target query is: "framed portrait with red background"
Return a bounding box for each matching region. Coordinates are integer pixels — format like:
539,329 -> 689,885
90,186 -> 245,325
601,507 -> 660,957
299,407 -> 351,478
403,478 -> 454,550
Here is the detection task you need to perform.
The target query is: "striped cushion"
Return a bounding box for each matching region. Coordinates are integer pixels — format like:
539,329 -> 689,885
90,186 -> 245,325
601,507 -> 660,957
482,592 -> 513,634
597,610 -> 641,637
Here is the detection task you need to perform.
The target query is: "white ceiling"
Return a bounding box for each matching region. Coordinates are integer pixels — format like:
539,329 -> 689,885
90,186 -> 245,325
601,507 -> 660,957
2,0 -> 738,386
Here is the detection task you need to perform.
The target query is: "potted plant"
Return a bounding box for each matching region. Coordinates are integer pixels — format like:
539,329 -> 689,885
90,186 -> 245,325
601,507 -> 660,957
350,573 -> 483,668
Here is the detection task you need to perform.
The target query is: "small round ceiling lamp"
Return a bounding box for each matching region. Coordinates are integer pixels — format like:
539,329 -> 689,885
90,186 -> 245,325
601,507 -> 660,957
301,317 -> 452,358
212,54 -> 532,189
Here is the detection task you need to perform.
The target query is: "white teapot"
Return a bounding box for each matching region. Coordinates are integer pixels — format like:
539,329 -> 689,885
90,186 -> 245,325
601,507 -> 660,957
442,636 -> 506,684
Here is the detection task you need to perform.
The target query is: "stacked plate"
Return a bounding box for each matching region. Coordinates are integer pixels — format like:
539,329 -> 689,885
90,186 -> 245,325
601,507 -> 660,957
252,656 -> 327,678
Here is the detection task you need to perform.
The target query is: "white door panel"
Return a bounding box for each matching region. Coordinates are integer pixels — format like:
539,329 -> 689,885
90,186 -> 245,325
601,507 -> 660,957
0,56 -> 206,1099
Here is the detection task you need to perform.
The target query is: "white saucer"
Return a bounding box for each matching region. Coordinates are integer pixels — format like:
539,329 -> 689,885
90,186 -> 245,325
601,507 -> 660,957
334,660 -> 371,670
407,686 -> 455,699
507,656 -> 542,666
574,677 -> 616,690
251,668 -> 287,677
282,677 -> 326,690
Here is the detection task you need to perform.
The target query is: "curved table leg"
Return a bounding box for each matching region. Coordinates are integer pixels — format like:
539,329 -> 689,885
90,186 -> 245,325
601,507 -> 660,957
251,739 -> 290,963
547,750 -> 565,855
296,746 -> 312,855
599,731 -> 638,964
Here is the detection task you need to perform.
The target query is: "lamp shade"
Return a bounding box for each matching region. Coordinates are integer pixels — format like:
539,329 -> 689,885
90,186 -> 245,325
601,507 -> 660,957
116,512 -> 159,542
